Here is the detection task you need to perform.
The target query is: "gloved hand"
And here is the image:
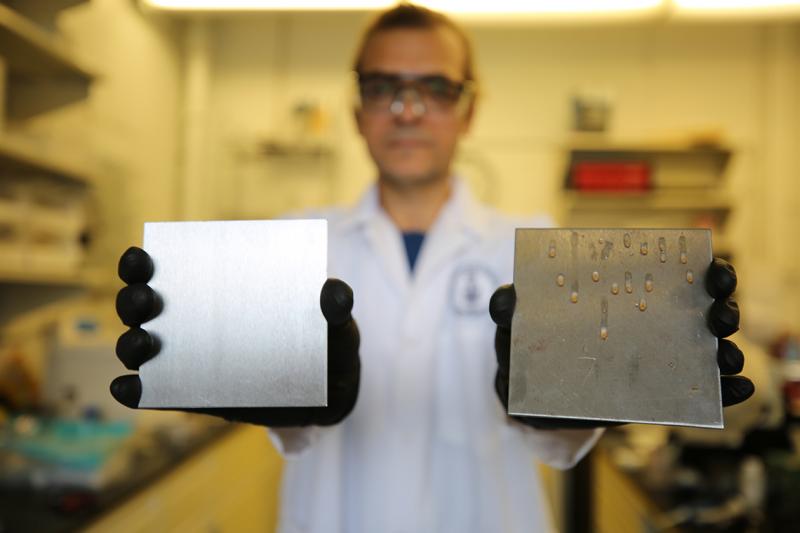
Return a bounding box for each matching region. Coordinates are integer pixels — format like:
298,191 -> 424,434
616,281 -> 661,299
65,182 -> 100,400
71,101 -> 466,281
490,257 -> 755,430
111,246 -> 361,427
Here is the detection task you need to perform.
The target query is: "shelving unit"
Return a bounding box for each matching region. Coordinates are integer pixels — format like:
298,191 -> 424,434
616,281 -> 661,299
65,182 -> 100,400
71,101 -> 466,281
0,0 -> 96,325
0,4 -> 93,80
0,133 -> 95,184
561,138 -> 736,258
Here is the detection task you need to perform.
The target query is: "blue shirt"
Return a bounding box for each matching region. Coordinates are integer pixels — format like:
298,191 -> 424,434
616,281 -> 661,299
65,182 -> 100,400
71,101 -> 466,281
402,232 -> 425,272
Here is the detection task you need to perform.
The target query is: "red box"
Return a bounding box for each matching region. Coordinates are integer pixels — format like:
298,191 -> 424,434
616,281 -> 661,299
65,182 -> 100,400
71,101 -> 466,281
571,161 -> 650,191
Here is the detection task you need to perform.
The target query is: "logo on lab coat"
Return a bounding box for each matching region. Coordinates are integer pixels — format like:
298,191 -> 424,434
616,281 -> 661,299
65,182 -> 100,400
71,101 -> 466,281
449,264 -> 497,315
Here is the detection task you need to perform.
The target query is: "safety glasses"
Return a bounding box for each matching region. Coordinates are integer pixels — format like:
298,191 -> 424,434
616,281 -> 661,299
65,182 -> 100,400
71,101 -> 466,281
355,72 -> 475,117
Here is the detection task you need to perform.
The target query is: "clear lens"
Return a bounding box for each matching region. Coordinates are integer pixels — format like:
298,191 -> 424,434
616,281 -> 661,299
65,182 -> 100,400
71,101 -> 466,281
357,73 -> 472,115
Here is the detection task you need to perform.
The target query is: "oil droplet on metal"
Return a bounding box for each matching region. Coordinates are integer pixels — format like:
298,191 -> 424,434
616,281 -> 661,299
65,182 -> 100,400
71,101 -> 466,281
659,251 -> 667,263
623,233 -> 631,248
600,327 -> 609,340
556,274 -> 565,287
548,240 -> 557,258
640,242 -> 648,255
611,283 -> 620,295
645,273 -> 654,292
686,270 -> 694,284
624,271 -> 633,293
638,298 -> 647,311
591,271 -> 600,282
679,235 -> 688,264
570,291 -> 579,303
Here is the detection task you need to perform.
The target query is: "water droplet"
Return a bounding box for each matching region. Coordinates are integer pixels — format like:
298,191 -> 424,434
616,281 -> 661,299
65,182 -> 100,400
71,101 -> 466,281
556,274 -> 565,287
645,274 -> 654,292
570,291 -> 579,303
640,242 -> 648,255
598,238 -> 605,245
624,272 -> 633,293
611,283 -> 620,295
658,237 -> 666,252
679,235 -> 688,264
659,252 -> 667,263
686,270 -> 694,284
623,233 -> 631,248
548,240 -> 557,258
638,298 -> 647,311
591,271 -> 600,282
600,298 -> 609,340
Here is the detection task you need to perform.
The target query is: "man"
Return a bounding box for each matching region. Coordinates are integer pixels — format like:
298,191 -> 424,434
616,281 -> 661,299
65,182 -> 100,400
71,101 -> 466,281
112,4 -> 753,533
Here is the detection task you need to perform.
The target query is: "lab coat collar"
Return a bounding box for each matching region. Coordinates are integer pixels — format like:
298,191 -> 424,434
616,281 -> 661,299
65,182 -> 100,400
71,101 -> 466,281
338,177 -> 491,289
338,176 -> 490,242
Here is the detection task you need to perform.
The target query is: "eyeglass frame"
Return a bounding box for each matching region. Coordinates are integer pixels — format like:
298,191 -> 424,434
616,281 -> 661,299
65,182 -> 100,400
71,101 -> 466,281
353,71 -> 476,118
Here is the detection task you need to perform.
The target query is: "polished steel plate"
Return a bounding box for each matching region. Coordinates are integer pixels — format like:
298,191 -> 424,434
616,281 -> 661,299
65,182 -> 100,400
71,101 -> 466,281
509,228 -> 722,428
138,220 -> 327,408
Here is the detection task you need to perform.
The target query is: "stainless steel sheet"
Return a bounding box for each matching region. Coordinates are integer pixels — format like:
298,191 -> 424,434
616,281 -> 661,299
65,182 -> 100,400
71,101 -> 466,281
138,220 -> 327,408
509,228 -> 722,428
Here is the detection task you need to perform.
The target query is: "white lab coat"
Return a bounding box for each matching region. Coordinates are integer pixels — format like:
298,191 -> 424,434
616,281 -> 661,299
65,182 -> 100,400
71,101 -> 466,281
271,178 -> 603,533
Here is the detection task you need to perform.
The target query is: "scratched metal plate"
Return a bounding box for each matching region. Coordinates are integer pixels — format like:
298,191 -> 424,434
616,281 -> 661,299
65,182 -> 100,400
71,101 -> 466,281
509,229 -> 722,428
138,220 -> 327,408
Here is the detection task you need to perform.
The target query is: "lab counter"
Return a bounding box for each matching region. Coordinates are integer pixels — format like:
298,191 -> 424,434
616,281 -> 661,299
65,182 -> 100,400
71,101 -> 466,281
0,422 -> 283,533
594,428 -> 800,532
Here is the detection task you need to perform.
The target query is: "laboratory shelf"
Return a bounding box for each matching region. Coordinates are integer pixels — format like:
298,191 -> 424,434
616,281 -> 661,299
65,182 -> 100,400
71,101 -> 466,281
0,3 -> 93,81
565,139 -> 733,156
0,268 -> 89,287
0,134 -> 96,185
563,190 -> 732,214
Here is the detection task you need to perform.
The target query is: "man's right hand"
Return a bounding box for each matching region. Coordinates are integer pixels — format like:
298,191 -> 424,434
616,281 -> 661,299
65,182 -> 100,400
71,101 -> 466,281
111,246 -> 361,427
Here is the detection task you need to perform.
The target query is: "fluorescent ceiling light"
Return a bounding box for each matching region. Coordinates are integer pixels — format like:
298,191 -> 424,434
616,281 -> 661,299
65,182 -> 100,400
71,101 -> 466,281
674,0 -> 800,8
142,0 -> 393,10
672,0 -> 800,17
142,0 -> 800,20
425,0 -> 663,14
143,0 -> 662,13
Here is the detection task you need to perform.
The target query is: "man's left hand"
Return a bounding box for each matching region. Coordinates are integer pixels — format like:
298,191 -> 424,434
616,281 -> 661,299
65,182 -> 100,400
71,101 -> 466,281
489,257 -> 755,430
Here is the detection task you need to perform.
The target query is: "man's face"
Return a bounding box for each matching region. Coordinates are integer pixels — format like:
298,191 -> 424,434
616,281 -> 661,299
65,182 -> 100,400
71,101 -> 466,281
355,27 -> 474,189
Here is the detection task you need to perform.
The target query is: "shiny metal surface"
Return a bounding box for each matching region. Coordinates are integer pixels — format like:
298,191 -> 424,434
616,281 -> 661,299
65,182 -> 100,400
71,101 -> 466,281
139,220 -> 327,408
509,229 -> 722,428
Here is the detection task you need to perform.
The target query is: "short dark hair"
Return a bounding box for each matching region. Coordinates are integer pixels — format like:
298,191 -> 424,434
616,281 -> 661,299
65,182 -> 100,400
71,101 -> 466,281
352,3 -> 477,84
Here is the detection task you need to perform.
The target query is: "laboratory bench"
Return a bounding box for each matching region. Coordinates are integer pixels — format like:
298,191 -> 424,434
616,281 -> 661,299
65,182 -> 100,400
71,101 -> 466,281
0,422 -> 283,533
593,427 -> 800,532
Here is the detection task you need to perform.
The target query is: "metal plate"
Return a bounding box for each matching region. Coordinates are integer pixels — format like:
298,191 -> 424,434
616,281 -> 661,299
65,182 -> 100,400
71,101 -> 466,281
138,220 -> 327,408
509,229 -> 722,428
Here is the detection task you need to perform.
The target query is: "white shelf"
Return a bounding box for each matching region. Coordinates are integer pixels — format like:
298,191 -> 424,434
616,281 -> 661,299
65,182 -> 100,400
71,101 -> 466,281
0,3 -> 93,81
0,134 -> 96,185
563,190 -> 732,214
0,267 -> 90,287
566,140 -> 733,156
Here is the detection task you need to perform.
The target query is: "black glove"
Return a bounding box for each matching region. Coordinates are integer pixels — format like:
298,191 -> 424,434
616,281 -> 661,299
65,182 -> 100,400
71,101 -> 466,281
490,257 -> 755,430
110,246 -> 361,427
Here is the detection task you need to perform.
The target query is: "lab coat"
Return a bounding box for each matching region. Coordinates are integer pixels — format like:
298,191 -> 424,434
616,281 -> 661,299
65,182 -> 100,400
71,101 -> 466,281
271,178 -> 603,533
